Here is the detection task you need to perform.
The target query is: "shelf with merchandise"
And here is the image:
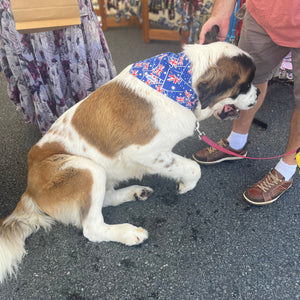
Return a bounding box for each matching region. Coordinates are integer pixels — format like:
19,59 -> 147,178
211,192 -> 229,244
92,0 -> 214,44
93,0 -> 141,30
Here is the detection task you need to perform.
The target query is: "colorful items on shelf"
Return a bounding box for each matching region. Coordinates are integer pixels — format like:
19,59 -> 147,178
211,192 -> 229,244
93,0 -> 142,23
226,0 -> 245,44
148,0 -> 214,43
94,0 -> 214,43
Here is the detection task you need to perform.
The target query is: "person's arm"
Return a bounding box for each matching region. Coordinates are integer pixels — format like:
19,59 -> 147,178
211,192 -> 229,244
199,0 -> 237,44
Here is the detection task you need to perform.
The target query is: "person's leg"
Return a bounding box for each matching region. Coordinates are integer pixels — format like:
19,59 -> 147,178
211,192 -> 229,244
243,49 -> 300,205
284,109 -> 300,164
228,9 -> 289,150
268,48 -> 300,183
242,107 -> 298,205
283,48 -> 300,165
227,82 -> 268,150
193,10 -> 289,164
193,10 -> 298,204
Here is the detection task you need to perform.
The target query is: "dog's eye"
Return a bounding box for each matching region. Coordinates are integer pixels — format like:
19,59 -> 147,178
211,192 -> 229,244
240,83 -> 251,94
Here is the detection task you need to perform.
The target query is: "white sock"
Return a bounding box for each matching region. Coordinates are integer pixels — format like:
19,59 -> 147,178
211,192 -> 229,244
227,131 -> 248,150
275,159 -> 297,181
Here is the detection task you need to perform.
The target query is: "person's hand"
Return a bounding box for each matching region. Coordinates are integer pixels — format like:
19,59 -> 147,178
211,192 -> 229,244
199,16 -> 231,44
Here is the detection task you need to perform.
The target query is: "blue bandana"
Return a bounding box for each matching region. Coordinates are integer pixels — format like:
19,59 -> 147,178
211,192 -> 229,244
129,52 -> 198,110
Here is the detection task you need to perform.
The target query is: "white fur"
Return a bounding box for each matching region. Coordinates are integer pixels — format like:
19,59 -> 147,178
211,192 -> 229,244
0,196 -> 53,283
0,42 -> 258,282
183,42 -> 252,89
35,42 -> 256,245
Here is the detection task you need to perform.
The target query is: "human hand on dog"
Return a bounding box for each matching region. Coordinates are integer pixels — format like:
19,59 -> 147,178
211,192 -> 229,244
199,18 -> 230,44
199,0 -> 236,44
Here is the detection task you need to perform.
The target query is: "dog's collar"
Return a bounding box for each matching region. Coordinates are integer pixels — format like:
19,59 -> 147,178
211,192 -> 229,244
129,52 -> 198,110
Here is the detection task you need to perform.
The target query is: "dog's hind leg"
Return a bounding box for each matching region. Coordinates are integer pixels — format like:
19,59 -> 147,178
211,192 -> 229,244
69,159 -> 148,246
143,152 -> 201,194
29,154 -> 148,246
83,178 -> 149,245
103,185 -> 153,207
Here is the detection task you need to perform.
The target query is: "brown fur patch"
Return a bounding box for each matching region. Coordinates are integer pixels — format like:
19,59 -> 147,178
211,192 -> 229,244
26,143 -> 93,224
196,55 -> 254,108
71,81 -> 158,157
28,142 -> 68,165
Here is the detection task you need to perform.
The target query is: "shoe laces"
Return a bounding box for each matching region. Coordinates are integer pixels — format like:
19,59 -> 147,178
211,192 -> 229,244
207,139 -> 227,154
257,170 -> 283,192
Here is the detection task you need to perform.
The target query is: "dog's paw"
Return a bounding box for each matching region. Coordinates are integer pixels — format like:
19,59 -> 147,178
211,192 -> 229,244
176,181 -> 197,194
176,161 -> 201,194
133,186 -> 154,201
120,224 -> 149,246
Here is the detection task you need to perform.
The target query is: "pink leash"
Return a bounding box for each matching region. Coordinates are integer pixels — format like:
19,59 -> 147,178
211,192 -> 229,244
195,122 -> 297,160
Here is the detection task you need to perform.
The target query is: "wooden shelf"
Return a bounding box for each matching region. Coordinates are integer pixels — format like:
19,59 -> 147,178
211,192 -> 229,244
96,0 -> 140,31
95,0 -> 184,44
141,0 -> 183,44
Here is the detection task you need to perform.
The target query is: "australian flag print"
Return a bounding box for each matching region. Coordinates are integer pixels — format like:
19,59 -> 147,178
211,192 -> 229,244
129,52 -> 198,111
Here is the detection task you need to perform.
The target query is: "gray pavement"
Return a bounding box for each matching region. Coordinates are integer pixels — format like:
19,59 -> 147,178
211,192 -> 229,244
0,26 -> 299,300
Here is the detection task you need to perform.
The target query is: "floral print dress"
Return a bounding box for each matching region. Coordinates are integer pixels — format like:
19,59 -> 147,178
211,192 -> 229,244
0,0 -> 117,134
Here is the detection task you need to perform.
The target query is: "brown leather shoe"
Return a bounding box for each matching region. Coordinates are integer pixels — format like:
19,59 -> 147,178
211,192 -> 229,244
192,138 -> 247,164
243,169 -> 293,205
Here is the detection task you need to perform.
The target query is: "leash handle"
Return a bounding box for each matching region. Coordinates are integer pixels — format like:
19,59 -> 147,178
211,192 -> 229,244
195,122 -> 297,160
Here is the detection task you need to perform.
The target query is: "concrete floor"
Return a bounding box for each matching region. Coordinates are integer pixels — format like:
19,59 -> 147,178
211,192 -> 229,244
0,26 -> 299,300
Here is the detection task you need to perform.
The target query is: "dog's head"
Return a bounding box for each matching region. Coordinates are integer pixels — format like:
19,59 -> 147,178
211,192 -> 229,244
184,42 -> 259,121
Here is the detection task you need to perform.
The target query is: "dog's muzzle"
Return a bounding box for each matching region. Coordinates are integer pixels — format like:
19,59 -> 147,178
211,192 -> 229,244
217,104 -> 240,120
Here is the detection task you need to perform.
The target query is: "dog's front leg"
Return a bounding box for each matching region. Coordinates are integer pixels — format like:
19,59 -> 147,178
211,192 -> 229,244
147,152 -> 201,194
103,185 -> 154,207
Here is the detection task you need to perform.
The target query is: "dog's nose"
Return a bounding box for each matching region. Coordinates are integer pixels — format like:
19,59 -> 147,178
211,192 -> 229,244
256,88 -> 261,97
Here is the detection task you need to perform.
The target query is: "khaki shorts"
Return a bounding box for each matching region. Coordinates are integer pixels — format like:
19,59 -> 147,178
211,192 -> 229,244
238,10 -> 300,109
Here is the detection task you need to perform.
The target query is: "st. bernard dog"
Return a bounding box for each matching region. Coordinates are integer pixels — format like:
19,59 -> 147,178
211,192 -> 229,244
0,42 -> 258,282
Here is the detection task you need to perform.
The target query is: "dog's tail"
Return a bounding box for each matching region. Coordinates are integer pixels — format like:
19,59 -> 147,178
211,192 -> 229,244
0,194 -> 54,283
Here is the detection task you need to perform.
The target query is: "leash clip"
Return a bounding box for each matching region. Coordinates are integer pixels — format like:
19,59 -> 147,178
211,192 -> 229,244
195,121 -> 205,140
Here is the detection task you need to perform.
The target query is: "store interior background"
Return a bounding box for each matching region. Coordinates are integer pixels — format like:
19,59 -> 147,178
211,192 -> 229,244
0,1 -> 298,299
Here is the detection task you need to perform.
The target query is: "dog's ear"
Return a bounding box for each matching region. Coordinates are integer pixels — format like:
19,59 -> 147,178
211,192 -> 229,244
203,25 -> 220,44
196,64 -> 240,109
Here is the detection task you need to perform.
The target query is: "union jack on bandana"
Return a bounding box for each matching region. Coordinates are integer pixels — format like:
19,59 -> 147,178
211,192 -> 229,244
129,52 -> 198,110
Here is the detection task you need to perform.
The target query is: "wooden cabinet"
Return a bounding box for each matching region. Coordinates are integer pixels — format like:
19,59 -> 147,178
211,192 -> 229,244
94,0 -> 184,43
